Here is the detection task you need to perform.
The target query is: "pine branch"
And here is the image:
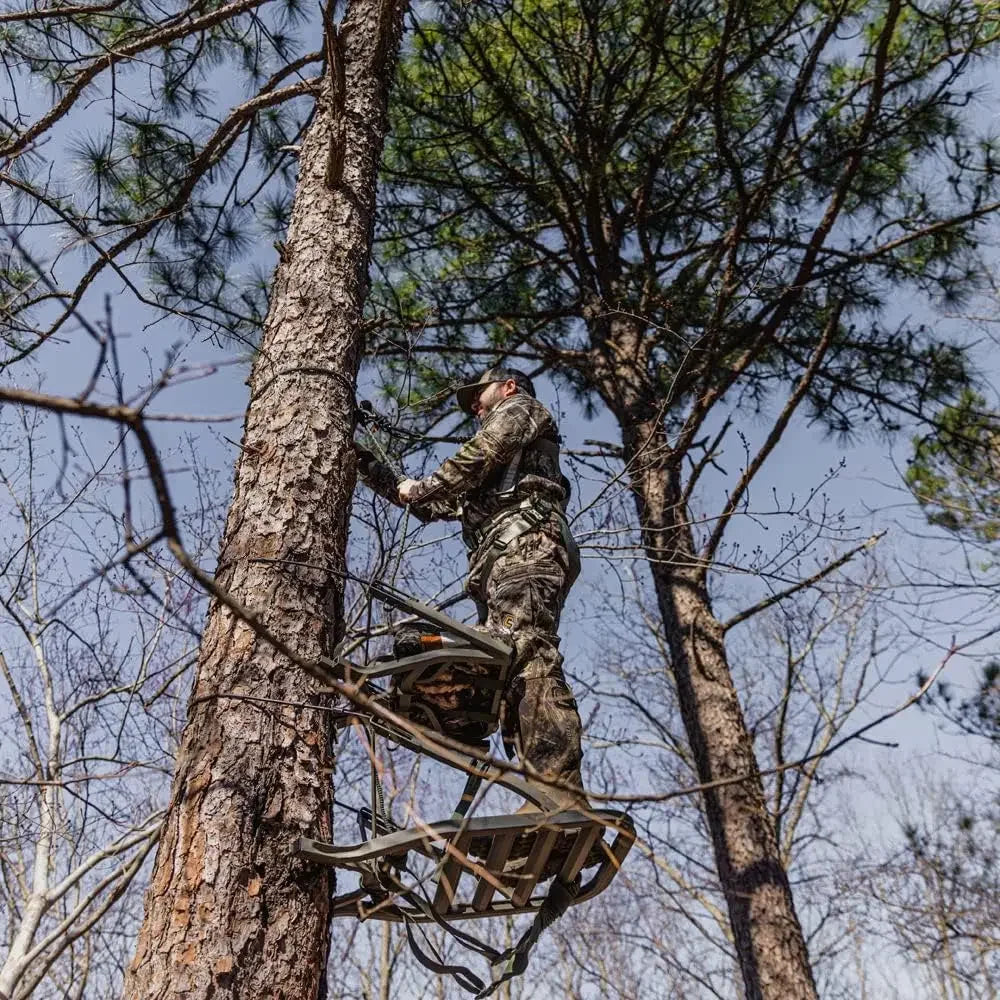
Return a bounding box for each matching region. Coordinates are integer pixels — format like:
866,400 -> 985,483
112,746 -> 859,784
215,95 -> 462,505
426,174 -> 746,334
0,0 -> 124,24
1,0 -> 280,160
3,76 -> 317,362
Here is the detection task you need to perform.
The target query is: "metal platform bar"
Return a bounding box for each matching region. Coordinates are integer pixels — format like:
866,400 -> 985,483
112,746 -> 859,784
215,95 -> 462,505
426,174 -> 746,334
323,646 -> 507,683
300,809 -> 636,923
473,832 -> 517,912
433,833 -> 473,915
349,581 -> 513,660
558,823 -> 602,883
510,828 -> 558,906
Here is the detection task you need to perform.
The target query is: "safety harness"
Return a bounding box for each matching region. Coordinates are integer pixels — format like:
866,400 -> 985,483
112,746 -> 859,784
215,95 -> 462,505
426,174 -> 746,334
462,431 -> 581,591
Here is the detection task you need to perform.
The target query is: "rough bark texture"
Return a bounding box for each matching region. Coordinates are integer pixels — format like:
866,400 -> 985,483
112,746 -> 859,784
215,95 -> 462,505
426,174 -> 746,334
593,317 -> 818,1000
121,2 -> 407,997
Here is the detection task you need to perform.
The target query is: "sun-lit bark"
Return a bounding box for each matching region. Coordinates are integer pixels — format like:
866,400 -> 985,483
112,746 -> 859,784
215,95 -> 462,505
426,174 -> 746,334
121,2 -> 408,997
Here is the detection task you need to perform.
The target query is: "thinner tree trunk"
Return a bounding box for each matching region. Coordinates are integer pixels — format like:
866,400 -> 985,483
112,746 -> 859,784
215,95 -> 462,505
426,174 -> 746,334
597,318 -> 818,1000
121,2 -> 407,997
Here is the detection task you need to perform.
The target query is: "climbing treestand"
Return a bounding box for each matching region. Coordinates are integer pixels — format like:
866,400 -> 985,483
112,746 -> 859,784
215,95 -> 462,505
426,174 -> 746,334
295,576 -> 635,997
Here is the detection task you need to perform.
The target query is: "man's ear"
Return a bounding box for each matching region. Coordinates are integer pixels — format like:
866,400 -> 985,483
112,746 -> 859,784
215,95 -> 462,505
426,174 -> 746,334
503,379 -> 518,398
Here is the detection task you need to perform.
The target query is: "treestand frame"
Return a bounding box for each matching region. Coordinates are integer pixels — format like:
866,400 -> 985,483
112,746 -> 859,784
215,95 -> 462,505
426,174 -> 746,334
294,579 -> 635,923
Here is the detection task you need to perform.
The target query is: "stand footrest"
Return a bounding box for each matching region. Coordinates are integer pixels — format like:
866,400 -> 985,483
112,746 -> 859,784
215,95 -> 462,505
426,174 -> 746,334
295,809 -> 635,922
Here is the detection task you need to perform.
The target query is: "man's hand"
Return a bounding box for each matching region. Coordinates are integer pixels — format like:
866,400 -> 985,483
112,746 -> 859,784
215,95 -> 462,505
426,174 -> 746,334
397,478 -> 421,503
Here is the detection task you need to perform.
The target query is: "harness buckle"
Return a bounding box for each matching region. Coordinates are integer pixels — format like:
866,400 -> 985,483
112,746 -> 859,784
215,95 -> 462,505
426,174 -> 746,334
469,496 -> 552,552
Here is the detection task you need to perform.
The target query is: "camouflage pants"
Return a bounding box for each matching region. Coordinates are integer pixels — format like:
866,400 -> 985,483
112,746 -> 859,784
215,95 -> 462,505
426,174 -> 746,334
470,521 -> 584,796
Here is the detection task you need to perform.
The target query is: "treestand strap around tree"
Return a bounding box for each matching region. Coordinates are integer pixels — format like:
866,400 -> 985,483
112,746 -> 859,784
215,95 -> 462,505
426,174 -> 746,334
294,575 -> 635,995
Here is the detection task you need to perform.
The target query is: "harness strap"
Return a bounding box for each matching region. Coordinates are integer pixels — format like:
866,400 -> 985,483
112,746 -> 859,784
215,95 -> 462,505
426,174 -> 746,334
387,860 -> 579,999
465,495 -> 541,551
469,497 -> 580,592
494,432 -> 560,499
495,447 -> 523,496
387,865 -> 505,996
366,724 -> 386,841
402,920 -> 487,995
395,865 -> 503,960
451,760 -> 487,822
475,877 -> 580,999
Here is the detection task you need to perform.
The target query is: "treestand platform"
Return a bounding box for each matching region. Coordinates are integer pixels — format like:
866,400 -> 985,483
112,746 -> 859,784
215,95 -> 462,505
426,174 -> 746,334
297,806 -> 635,922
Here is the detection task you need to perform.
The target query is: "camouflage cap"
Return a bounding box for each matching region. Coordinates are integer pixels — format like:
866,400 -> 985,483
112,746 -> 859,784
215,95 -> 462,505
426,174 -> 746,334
455,365 -> 536,414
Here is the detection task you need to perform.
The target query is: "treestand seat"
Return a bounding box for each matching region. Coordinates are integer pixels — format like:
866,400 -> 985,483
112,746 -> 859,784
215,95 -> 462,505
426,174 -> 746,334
321,582 -> 514,744
295,807 -> 635,922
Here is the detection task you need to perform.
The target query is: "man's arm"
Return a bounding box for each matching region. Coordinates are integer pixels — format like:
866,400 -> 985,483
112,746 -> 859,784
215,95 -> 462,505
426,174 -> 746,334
405,397 -> 537,505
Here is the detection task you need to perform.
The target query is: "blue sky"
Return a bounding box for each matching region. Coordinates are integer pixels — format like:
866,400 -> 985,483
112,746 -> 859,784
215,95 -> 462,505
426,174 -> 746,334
3,16 -> 999,994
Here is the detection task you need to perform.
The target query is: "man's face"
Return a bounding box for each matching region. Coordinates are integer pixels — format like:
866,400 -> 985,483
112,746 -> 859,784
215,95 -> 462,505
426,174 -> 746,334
470,380 -> 508,420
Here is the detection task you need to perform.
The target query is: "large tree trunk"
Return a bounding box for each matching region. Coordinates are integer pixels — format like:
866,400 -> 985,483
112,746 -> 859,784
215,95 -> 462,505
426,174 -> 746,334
122,2 -> 407,997
633,432 -> 818,999
595,319 -> 818,1000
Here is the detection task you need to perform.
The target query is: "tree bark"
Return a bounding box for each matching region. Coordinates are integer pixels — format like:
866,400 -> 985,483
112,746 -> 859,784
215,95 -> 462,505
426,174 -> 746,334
121,2 -> 407,997
595,318 -> 818,1000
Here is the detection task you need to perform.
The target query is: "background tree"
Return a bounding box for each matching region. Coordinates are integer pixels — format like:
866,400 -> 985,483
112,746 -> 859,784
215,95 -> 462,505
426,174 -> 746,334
907,390 -> 1000,544
891,384 -> 1000,997
869,779 -> 999,1000
370,0 -> 1000,995
0,403 -> 216,1000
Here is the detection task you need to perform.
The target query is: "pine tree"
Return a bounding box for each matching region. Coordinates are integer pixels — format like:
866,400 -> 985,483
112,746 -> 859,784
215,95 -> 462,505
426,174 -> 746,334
5,0 -> 408,988
371,1 -> 1000,996
2,0 -> 410,995
908,389 -> 1000,544
2,0 -> 323,343
118,0 -> 408,993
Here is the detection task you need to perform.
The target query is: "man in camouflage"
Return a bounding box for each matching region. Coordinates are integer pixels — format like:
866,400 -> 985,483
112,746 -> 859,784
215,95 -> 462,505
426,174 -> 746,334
355,366 -> 586,809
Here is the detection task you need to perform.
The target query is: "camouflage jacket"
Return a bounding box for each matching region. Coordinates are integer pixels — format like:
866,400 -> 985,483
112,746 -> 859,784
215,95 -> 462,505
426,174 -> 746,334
358,393 -> 568,541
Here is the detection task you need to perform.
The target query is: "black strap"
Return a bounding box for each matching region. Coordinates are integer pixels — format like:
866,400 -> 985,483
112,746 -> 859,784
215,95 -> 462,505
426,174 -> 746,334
386,865 -> 502,996
496,446 -> 523,496
475,877 -> 580,999
356,806 -> 399,841
494,432 -> 561,500
395,864 -> 503,961
387,861 -> 578,1000
451,760 -> 487,821
402,919 -> 487,995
